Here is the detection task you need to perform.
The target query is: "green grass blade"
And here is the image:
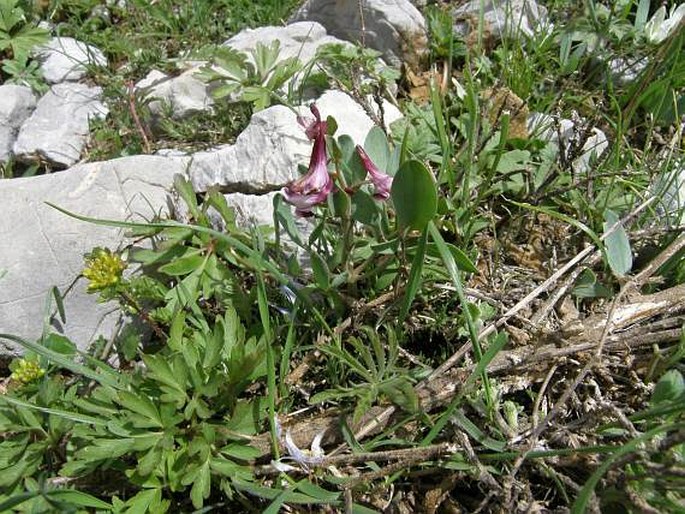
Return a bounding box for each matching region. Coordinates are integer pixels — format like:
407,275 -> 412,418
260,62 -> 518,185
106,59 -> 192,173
0,395 -> 107,426
399,228 -> 428,323
256,270 -> 279,458
0,333 -> 120,388
421,331 -> 507,445
572,422 -> 685,514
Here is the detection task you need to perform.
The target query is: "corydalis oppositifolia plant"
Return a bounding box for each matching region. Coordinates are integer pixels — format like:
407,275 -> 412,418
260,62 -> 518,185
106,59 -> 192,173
356,145 -> 393,200
281,105 -> 334,216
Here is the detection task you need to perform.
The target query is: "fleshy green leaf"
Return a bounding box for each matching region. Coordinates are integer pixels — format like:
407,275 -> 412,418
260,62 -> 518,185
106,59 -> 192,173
363,126 -> 391,174
391,160 -> 438,230
603,209 -> 632,277
652,370 -> 685,405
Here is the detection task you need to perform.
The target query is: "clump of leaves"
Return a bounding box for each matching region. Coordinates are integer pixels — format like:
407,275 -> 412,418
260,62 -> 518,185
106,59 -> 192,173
0,0 -> 49,88
197,40 -> 304,111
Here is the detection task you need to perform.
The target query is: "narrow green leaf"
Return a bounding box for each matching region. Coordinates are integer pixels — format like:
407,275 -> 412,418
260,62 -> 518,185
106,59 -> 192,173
294,479 -> 340,502
425,242 -> 478,274
452,410 -> 506,451
399,228 -> 428,322
310,251 -> 331,290
0,333 -> 120,388
117,391 -> 163,428
190,459 -> 211,509
635,0 -> 650,29
174,174 -> 199,218
142,354 -> 186,396
0,395 -> 106,426
0,491 -> 40,512
45,489 -> 112,509
221,443 -> 261,461
50,286 -> 66,324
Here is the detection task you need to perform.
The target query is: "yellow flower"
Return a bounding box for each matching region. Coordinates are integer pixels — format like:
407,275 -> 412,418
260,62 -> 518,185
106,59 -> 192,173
10,358 -> 45,384
82,247 -> 127,292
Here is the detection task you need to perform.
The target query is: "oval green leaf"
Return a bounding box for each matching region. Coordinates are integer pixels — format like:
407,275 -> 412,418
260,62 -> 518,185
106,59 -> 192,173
363,125 -> 390,173
603,209 -> 632,277
391,160 -> 438,230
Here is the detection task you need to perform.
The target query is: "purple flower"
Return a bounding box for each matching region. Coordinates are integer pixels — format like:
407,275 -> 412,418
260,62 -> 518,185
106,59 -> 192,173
356,145 -> 393,200
282,105 -> 334,217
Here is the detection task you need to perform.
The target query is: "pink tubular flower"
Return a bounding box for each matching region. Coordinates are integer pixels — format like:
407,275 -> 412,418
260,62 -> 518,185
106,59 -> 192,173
355,145 -> 393,200
282,105 -> 334,216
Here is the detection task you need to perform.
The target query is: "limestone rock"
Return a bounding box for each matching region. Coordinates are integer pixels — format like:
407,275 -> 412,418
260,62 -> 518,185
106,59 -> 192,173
0,155 -> 187,356
37,37 -> 107,84
136,68 -> 213,120
0,85 -> 37,162
188,89 -> 402,192
226,192 -> 279,228
13,83 -> 108,168
528,113 -> 608,175
290,0 -> 428,67
224,21 -> 349,65
453,0 -> 550,43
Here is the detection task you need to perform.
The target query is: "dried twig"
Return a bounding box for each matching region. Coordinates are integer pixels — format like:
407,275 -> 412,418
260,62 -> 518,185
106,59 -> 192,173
127,80 -> 152,154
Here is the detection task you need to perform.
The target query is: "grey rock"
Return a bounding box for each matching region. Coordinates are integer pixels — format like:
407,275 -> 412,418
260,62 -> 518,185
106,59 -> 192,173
135,69 -> 168,90
136,68 -> 213,120
290,0 -> 428,67
224,21 -> 349,65
606,56 -> 648,86
13,83 -> 108,168
37,37 -> 107,84
528,112 -> 608,175
0,85 -> 37,162
0,155 -> 187,356
453,0 -> 550,42
188,89 -> 402,192
226,192 -> 279,228
221,22 -> 359,102
189,105 -> 308,192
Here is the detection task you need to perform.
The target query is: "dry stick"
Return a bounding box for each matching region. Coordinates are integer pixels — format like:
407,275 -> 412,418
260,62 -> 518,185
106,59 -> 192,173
127,80 -> 152,154
351,201 -> 656,445
503,221 -> 683,509
531,363 -> 558,428
529,257 -> 598,327
250,318 -> 682,460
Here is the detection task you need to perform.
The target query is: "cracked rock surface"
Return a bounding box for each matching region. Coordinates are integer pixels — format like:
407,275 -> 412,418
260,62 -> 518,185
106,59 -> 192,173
0,85 -> 37,162
37,37 -> 108,84
13,83 -> 108,168
0,87 -> 401,353
290,0 -> 428,67
0,156 -> 187,356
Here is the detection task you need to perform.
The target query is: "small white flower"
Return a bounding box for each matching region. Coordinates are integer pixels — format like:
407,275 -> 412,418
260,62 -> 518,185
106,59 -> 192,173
284,429 -> 325,466
645,4 -> 685,44
272,415 -> 326,472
